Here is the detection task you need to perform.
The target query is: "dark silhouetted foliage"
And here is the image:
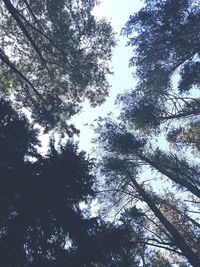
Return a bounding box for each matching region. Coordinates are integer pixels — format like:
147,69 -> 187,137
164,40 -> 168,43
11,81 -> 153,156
0,98 -> 147,267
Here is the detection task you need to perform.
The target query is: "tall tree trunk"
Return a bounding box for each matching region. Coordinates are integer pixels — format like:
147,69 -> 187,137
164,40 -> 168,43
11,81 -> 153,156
130,176 -> 200,267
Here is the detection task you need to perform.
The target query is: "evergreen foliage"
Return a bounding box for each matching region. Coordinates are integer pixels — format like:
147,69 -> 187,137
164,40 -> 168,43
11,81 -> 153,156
0,0 -> 115,133
0,98 -> 147,266
94,0 -> 200,266
2,0 -> 200,266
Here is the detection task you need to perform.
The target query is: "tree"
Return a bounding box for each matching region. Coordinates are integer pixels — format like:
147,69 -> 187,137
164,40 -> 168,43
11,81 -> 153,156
94,118 -> 200,266
120,0 -> 200,133
89,1 -> 200,266
0,0 -> 115,134
93,2 -> 200,265
0,98 -> 148,267
0,97 -> 39,165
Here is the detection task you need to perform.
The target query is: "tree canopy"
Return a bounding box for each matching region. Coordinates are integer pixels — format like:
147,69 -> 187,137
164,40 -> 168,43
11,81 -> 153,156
0,98 -> 157,266
120,0 -> 200,134
2,0 -> 200,266
95,118 -> 200,266
0,0 -> 115,134
93,0 -> 200,266
0,98 -> 131,266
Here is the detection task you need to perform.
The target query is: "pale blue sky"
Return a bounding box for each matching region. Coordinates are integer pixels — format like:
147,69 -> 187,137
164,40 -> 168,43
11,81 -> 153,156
38,0 -> 143,154
72,0 -> 143,152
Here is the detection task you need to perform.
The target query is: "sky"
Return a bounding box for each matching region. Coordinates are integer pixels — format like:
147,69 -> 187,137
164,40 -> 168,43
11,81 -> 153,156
38,0 -> 144,155
71,0 -> 144,152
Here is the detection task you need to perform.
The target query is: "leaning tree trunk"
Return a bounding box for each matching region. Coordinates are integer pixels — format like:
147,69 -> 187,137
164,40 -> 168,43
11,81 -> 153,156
130,176 -> 200,267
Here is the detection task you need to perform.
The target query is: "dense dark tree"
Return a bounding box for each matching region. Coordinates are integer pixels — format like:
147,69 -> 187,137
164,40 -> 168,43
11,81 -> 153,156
0,98 -> 40,266
0,0 -> 115,133
0,97 -> 39,164
0,98 -> 148,267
